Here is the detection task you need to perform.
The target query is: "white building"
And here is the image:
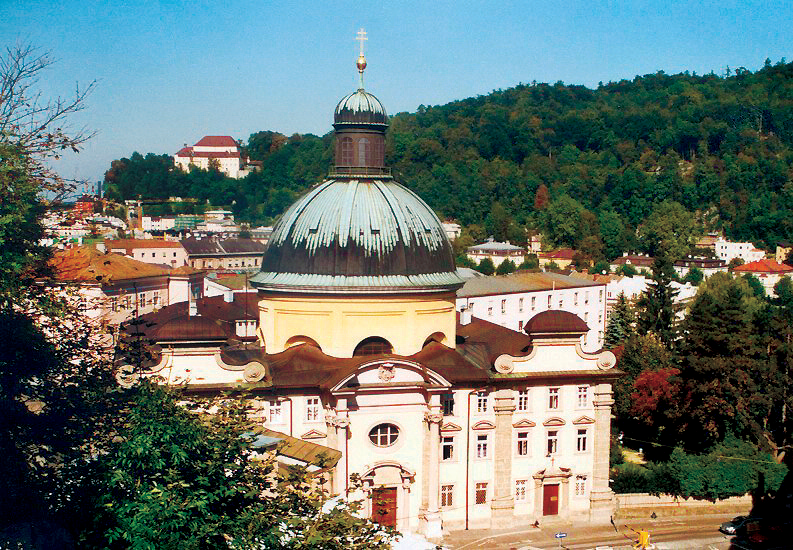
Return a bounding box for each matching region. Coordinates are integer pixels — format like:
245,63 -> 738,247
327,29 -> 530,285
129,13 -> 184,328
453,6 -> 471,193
715,238 -> 765,264
733,259 -> 793,297
456,272 -> 607,352
441,222 -> 461,241
141,216 -> 176,232
174,136 -> 258,179
102,239 -> 188,268
467,239 -> 527,268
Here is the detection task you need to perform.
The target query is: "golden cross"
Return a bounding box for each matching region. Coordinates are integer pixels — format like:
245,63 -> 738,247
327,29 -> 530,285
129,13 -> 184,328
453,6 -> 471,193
356,28 -> 368,57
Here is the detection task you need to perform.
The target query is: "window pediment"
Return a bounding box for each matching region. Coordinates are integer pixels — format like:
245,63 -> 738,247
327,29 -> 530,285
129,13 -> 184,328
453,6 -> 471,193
573,415 -> 595,425
472,420 -> 496,430
512,418 -> 536,429
441,422 -> 462,433
543,417 -> 566,427
301,429 -> 327,440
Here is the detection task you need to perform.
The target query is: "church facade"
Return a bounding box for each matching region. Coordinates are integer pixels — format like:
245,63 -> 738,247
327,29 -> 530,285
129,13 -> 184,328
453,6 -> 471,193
124,37 -> 620,537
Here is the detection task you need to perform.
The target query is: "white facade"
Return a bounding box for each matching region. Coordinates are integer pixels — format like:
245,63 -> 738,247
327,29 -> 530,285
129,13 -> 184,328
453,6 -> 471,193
142,216 -> 176,232
715,238 -> 765,263
174,136 -> 256,179
467,240 -> 527,268
456,279 -> 607,352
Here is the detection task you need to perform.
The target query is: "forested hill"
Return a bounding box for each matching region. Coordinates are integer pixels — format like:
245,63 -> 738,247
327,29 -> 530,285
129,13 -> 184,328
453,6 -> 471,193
105,59 -> 793,256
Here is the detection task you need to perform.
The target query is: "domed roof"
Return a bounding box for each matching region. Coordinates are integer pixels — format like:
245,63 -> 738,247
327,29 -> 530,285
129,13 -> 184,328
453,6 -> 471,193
333,89 -> 388,127
524,311 -> 589,335
250,178 -> 463,294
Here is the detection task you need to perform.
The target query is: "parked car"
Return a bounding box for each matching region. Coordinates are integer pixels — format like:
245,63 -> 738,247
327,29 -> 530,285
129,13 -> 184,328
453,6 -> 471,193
719,515 -> 757,535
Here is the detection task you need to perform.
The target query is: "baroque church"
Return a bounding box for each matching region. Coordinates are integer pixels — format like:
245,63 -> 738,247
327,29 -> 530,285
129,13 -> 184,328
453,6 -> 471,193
125,34 -> 621,537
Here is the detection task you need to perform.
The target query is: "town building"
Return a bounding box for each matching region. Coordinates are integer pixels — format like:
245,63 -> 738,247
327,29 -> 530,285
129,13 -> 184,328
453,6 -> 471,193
101,239 -> 187,267
538,248 -> 575,270
180,237 -> 266,271
467,239 -> 527,267
141,216 -> 176,232
442,221 -> 461,241
174,136 -> 259,179
51,246 -> 203,327
776,241 -> 792,265
609,253 -> 655,273
119,40 -> 620,537
715,238 -> 765,264
455,272 -> 607,352
732,259 -> 793,296
673,256 -> 728,279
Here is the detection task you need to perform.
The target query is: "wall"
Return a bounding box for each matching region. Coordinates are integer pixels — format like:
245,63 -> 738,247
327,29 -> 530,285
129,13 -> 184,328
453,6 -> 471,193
615,493 -> 751,519
258,292 -> 458,357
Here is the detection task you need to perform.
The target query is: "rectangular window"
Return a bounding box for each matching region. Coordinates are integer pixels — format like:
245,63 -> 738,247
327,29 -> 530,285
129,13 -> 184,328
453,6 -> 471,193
476,391 -> 488,413
517,389 -> 529,412
518,297 -> 524,312
584,312 -> 588,322
516,431 -> 529,456
577,386 -> 588,408
269,401 -> 283,424
442,393 -> 455,416
305,397 -> 320,422
575,476 -> 587,496
547,430 -> 558,455
574,292 -> 578,305
442,436 -> 454,461
475,482 -> 488,504
599,289 -> 604,302
547,295 -> 552,308
531,296 -> 536,310
501,299 -> 506,313
441,485 -> 454,507
515,479 -> 527,502
585,291 -> 590,304
518,320 -> 524,331
476,434 -> 488,458
488,304 -> 493,316
598,313 -> 603,325
548,387 -> 559,410
558,299 -> 563,308
577,429 -> 588,452
110,297 -> 118,312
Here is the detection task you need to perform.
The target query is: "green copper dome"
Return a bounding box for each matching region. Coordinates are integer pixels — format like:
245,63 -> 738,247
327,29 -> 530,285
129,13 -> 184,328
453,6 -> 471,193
250,178 -> 463,294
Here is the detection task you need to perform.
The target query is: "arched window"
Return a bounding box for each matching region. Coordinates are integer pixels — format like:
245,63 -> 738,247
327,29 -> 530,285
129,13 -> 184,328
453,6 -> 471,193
284,335 -> 321,350
423,331 -> 447,347
357,137 -> 371,166
353,336 -> 392,356
339,137 -> 353,166
369,423 -> 399,447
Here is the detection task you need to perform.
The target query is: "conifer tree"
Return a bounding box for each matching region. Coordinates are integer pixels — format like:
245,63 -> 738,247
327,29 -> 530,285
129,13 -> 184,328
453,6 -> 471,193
637,255 -> 680,348
604,292 -> 634,348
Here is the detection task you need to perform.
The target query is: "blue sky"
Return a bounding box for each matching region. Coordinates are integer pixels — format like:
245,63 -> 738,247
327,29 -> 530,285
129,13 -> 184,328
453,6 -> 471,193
3,0 -> 792,192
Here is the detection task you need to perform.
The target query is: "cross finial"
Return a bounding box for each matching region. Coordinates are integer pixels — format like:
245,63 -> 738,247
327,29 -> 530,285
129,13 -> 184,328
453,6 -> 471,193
356,28 -> 368,57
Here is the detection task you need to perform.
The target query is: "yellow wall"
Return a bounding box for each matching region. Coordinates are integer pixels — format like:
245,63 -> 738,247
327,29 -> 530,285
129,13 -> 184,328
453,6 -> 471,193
258,292 -> 457,357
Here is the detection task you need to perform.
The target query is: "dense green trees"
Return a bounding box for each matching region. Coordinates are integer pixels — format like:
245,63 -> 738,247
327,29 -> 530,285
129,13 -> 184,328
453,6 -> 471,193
107,60 -> 793,251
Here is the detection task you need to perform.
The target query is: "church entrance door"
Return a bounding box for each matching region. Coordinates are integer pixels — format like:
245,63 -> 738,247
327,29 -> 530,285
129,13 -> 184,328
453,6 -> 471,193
371,487 -> 397,527
542,484 -> 559,516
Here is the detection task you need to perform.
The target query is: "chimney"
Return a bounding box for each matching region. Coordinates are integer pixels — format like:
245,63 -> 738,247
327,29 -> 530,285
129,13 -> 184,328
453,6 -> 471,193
460,306 -> 472,326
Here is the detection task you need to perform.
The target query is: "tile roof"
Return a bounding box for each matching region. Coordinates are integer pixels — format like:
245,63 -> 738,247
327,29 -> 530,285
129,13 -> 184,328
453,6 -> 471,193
51,246 -> 169,283
733,259 -> 793,274
611,254 -> 655,267
181,238 -> 266,256
194,135 -> 239,147
467,241 -> 526,252
539,248 -> 575,260
105,239 -> 184,251
456,271 -> 602,298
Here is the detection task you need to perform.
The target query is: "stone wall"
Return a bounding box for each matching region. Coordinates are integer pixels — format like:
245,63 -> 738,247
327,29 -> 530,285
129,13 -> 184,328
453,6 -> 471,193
615,493 -> 752,519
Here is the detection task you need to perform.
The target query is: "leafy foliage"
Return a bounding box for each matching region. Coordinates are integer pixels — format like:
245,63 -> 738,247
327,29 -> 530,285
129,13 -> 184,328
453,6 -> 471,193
107,60 -> 793,251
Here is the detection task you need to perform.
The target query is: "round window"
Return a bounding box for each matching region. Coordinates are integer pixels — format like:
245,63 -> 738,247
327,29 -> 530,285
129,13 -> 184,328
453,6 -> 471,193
369,423 -> 399,447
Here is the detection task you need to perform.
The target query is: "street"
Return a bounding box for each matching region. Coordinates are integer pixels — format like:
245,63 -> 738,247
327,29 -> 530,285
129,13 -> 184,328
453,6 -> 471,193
444,513 -> 739,550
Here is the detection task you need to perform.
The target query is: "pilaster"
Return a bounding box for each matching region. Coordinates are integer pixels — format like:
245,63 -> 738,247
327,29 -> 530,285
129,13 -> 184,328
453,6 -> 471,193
491,389 -> 516,528
590,383 -> 615,523
420,410 -> 443,539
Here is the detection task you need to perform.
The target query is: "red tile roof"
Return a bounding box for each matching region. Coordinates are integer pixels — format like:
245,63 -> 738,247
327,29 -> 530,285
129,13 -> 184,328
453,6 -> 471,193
194,135 -> 238,147
733,259 -> 793,274
51,247 -> 169,283
174,150 -> 241,159
539,248 -> 575,260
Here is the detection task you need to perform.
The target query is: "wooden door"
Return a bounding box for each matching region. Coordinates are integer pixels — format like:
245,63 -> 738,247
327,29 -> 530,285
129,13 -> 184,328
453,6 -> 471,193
543,484 -> 559,516
371,487 -> 397,527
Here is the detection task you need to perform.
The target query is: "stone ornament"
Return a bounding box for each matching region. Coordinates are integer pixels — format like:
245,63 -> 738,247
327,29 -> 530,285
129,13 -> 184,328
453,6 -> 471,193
243,363 -> 267,383
378,364 -> 395,382
596,350 -> 616,370
494,354 -> 514,374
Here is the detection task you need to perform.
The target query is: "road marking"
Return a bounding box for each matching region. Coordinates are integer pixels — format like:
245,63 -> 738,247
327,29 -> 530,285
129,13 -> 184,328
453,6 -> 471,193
455,530 -> 537,550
